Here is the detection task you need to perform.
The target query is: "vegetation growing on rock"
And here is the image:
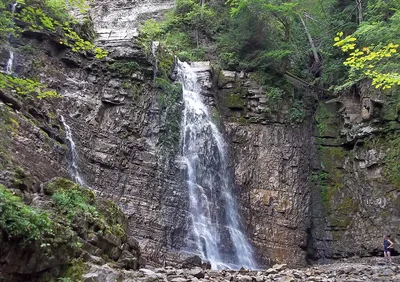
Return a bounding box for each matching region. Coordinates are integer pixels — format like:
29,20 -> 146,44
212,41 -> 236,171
0,178 -> 139,281
156,77 -> 183,162
1,0 -> 106,57
0,184 -> 53,242
0,73 -> 60,99
0,0 -> 107,102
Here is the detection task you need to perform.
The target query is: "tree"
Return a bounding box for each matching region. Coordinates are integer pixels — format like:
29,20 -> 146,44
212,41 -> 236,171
356,0 -> 363,24
334,33 -> 400,89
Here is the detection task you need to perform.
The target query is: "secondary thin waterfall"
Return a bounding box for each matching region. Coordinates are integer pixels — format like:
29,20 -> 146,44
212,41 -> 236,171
176,60 -> 256,270
60,116 -> 85,186
5,2 -> 17,74
151,41 -> 159,84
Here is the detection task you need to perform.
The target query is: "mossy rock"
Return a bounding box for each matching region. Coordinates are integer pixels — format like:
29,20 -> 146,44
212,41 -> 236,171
44,178 -> 94,200
0,178 -> 138,280
315,102 -> 341,138
224,93 -> 245,110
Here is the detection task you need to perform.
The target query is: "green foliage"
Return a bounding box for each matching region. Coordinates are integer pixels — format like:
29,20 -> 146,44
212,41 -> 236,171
334,33 -> 400,90
0,0 -> 107,58
264,87 -> 284,113
0,184 -> 53,242
107,61 -> 140,76
0,73 -> 61,99
263,86 -> 306,124
139,0 -> 218,61
49,179 -> 98,221
138,19 -> 163,54
288,100 -> 306,124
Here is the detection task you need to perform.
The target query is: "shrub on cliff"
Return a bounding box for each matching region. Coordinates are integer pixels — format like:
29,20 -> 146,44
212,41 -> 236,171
0,0 -> 107,57
0,184 -> 53,242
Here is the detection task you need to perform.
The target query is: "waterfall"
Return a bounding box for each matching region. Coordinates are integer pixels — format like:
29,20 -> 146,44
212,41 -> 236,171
60,116 -> 85,186
176,60 -> 256,270
151,41 -> 159,84
5,51 -> 14,74
5,2 -> 18,74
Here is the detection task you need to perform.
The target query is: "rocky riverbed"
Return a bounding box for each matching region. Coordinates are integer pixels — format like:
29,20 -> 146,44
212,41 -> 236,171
82,259 -> 400,282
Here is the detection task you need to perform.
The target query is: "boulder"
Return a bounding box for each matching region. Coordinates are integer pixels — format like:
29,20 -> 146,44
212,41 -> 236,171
83,273 -> 99,282
187,267 -> 205,279
272,264 -> 287,271
181,255 -> 203,269
118,257 -> 139,270
127,237 -> 140,250
238,275 -> 252,282
170,278 -> 187,282
138,268 -> 160,282
266,268 -> 278,275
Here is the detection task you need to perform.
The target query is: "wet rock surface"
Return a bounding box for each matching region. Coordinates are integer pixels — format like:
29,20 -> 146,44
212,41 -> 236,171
227,122 -> 313,267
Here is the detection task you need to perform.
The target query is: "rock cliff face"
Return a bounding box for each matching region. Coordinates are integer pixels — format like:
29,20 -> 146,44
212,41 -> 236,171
309,82 -> 400,262
210,71 -> 316,266
1,0 -> 399,274
0,3 -> 189,269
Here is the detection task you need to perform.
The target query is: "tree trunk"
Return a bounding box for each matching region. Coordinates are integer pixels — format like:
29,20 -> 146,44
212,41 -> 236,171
299,15 -> 320,65
356,0 -> 363,24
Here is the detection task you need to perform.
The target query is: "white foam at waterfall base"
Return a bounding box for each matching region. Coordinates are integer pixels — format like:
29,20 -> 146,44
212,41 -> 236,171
60,116 -> 85,187
176,60 -> 256,270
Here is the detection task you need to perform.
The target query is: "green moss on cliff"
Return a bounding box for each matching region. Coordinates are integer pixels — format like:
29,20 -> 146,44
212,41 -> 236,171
335,198 -> 358,225
384,133 -> 400,189
57,259 -> 87,282
316,145 -> 361,232
363,133 -> 400,190
152,46 -> 183,162
0,106 -> 14,168
382,88 -> 400,121
315,103 -> 340,136
224,93 -> 245,109
156,77 -> 183,161
107,61 -> 140,77
318,146 -> 347,207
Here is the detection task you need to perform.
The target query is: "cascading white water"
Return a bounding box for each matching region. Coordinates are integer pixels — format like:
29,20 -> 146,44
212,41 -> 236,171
5,51 -> 14,74
60,116 -> 85,186
5,2 -> 17,74
176,60 -> 256,270
151,41 -> 159,83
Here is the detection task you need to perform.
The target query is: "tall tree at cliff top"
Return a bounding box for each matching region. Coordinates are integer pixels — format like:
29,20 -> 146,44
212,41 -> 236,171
332,0 -> 400,90
139,0 -> 400,91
